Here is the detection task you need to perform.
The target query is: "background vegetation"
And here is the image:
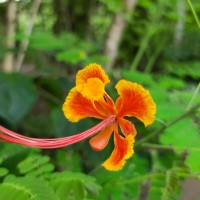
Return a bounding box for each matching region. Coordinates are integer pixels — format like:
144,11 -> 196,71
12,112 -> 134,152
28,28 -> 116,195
0,0 -> 199,199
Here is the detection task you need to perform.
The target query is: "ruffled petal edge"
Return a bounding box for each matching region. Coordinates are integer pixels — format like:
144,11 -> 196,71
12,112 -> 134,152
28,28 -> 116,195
116,80 -> 156,126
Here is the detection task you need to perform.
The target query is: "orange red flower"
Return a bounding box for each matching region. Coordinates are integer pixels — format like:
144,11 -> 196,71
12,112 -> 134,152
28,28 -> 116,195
62,63 -> 156,171
0,63 -> 156,171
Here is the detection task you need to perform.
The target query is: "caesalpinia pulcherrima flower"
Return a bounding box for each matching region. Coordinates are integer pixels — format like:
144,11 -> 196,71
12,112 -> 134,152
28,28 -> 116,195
62,63 -> 156,170
0,63 -> 156,171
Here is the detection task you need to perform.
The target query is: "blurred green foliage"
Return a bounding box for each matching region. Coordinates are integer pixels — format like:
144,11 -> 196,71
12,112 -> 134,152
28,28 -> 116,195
0,72 -> 37,126
0,0 -> 200,199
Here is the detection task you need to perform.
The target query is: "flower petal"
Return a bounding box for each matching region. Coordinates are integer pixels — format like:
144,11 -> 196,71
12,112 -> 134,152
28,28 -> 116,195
116,80 -> 156,126
104,92 -> 115,109
102,124 -> 134,171
76,64 -> 110,100
62,87 -> 104,122
89,124 -> 114,151
93,95 -> 116,118
76,63 -> 110,86
118,118 -> 137,137
94,100 -> 111,118
76,78 -> 105,101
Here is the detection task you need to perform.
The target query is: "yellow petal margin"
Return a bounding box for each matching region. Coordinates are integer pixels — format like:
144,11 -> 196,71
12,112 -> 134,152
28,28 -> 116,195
76,63 -> 110,86
76,64 -> 110,100
116,80 -> 156,126
62,87 -> 104,122
102,129 -> 134,171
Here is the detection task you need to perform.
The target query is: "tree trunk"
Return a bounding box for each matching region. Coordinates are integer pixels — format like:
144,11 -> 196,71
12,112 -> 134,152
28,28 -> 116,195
103,0 -> 138,70
15,0 -> 41,71
3,0 -> 16,72
174,0 -> 186,48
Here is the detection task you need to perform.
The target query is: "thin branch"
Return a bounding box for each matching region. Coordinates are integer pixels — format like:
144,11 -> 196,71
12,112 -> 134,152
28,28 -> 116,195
37,87 -> 63,105
136,102 -> 200,147
119,168 -> 199,186
119,173 -> 160,185
142,143 -> 200,152
186,82 -> 200,110
186,0 -> 200,29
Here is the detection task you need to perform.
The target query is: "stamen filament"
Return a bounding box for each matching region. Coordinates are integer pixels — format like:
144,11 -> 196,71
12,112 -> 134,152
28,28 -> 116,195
0,115 -> 115,149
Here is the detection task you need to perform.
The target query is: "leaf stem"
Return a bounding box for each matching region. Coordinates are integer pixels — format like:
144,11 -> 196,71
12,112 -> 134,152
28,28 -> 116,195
186,0 -> 200,29
119,173 -> 161,185
186,82 -> 200,110
142,143 -> 200,152
119,169 -> 199,186
136,102 -> 200,147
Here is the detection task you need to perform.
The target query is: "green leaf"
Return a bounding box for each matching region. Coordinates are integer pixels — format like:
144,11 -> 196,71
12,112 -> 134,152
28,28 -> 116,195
55,150 -> 82,172
92,154 -> 148,200
166,61 -> 200,80
169,88 -> 200,106
148,174 -> 165,200
17,155 -> 54,176
53,179 -> 85,200
185,139 -> 200,172
156,102 -> 182,121
156,75 -> 185,89
160,118 -> 199,152
0,144 -> 37,173
50,171 -> 101,199
185,150 -> 200,173
0,168 -> 9,177
0,73 -> 37,125
56,49 -> 86,64
160,118 -> 200,172
148,169 -> 181,200
0,176 -> 58,200
162,170 -> 180,200
29,32 -> 66,50
122,70 -> 157,87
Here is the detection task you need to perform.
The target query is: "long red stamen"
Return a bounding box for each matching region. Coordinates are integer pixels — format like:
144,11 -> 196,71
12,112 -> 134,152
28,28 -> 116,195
0,115 -> 115,149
